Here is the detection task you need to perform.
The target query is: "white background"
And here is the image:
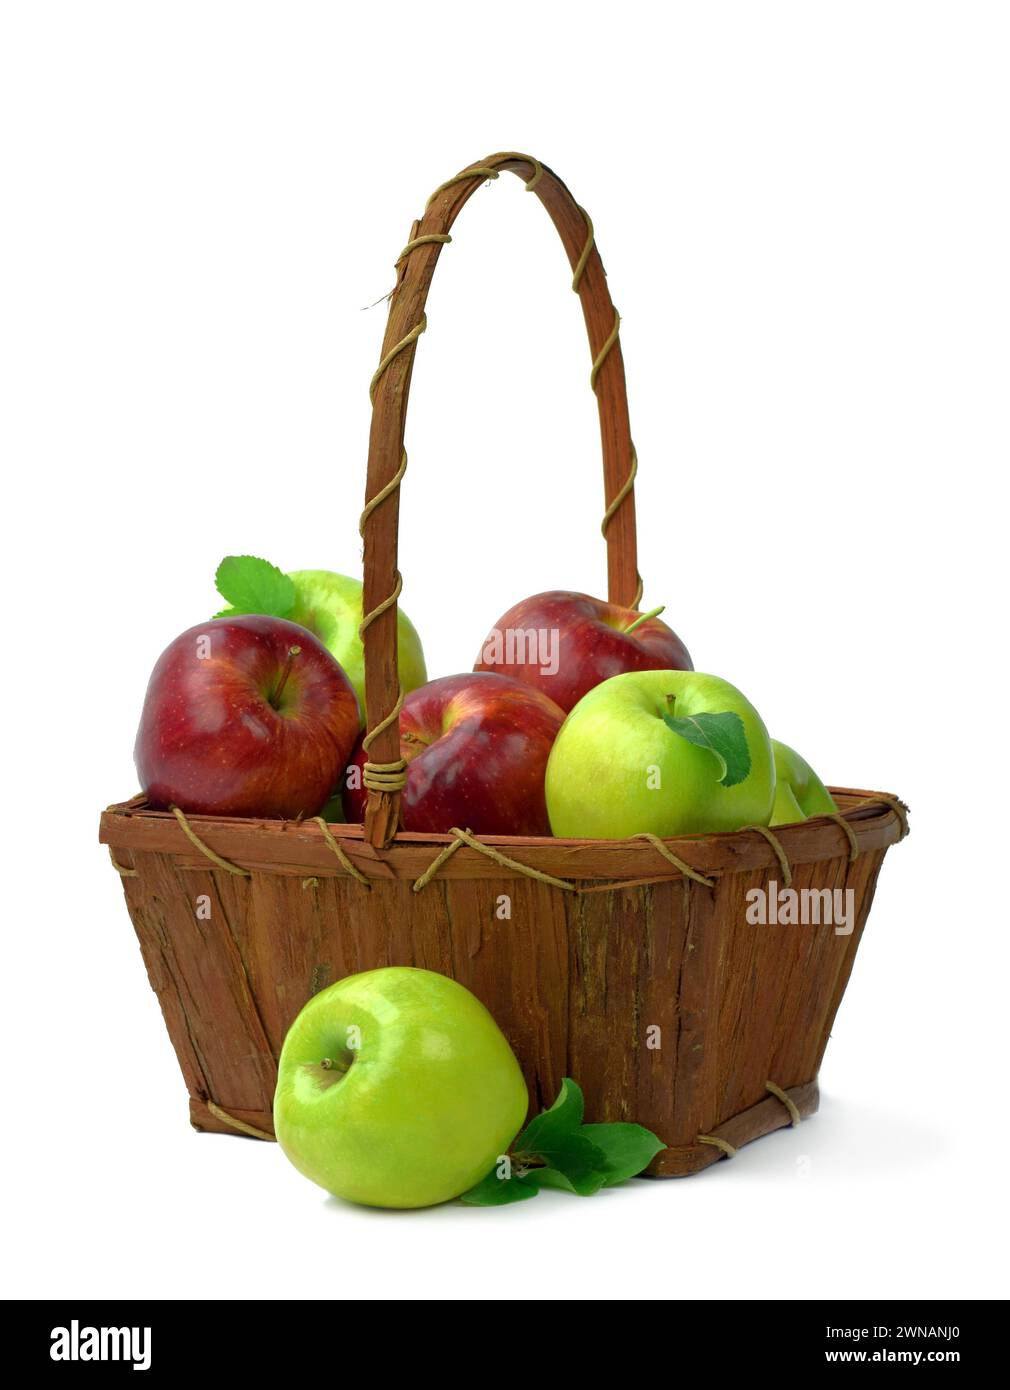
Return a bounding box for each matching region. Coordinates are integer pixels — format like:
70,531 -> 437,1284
2,1 -> 1007,1301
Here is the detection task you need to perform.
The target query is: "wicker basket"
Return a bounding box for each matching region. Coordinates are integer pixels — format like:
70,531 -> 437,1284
100,153 -> 908,1176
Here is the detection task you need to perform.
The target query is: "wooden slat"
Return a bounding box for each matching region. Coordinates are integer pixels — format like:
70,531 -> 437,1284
100,788 -> 905,884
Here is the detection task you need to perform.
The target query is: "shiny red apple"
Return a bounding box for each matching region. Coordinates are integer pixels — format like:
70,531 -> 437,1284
474,590 -> 693,712
136,615 -> 359,818
342,673 -> 565,835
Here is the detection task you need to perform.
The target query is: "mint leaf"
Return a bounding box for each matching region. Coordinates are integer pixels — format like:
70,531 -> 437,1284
513,1080 -> 609,1196
459,1078 -> 666,1205
523,1166 -> 577,1193
528,1133 -> 609,1196
513,1076 -> 584,1154
214,555 -> 295,618
663,709 -> 751,787
580,1122 -> 666,1185
459,1165 -> 540,1206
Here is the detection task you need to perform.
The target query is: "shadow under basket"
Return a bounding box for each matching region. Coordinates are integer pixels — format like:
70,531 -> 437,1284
100,788 -> 906,1176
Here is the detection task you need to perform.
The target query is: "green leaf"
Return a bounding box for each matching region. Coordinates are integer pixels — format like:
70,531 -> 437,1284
461,1079 -> 666,1206
535,1133 -> 610,1196
513,1076 -> 584,1154
580,1123 -> 666,1185
214,555 -> 295,619
662,709 -> 752,787
459,1165 -> 540,1206
513,1081 -> 609,1196
522,1166 -> 577,1193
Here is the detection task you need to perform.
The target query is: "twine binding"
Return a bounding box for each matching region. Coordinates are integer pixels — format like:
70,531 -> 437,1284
590,308 -> 622,390
867,793 -> 909,839
696,1134 -> 737,1159
369,314 -> 427,404
634,832 -> 715,888
111,793 -> 908,892
600,445 -> 642,607
311,817 -> 371,888
523,158 -> 544,192
205,1100 -> 275,1142
359,449 -> 407,537
426,165 -> 500,208
358,570 -> 402,640
765,1079 -> 802,1126
171,807 -> 250,878
413,828 -> 577,894
412,828 -> 713,895
742,823 -> 792,889
359,682 -> 407,794
396,232 -> 451,264
571,205 -> 595,292
362,760 -> 408,792
825,812 -> 860,863
696,1080 -> 803,1160
411,835 -> 465,892
109,849 -> 138,878
600,445 -> 637,537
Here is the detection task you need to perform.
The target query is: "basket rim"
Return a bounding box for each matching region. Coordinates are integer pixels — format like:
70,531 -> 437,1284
100,787 -> 906,887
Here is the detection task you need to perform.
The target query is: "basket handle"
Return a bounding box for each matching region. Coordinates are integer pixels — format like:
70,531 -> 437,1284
361,152 -> 640,847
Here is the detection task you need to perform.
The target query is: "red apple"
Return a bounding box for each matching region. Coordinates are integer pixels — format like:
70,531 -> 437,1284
135,615 -> 359,818
342,673 -> 565,835
474,590 -> 693,712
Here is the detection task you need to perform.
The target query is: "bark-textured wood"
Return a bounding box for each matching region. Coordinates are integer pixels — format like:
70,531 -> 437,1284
103,791 -> 905,1174
361,153 -> 639,846
101,790 -> 903,881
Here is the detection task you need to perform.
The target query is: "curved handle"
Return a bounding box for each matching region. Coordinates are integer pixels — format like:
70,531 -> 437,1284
360,152 -> 640,847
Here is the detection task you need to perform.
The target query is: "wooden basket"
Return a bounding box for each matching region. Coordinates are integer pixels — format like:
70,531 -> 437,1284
100,153 -> 908,1176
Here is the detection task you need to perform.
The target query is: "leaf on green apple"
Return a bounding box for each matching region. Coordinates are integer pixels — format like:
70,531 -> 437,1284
458,1167 -> 540,1206
662,710 -> 752,787
214,555 -> 295,619
459,1078 -> 666,1206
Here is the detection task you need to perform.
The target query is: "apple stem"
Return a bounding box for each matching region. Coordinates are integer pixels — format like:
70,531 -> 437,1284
319,1053 -> 353,1074
623,604 -> 665,636
271,645 -> 302,706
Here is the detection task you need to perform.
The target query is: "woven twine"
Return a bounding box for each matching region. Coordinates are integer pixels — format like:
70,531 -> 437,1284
696,1080 -> 804,1159
171,806 -> 250,877
764,1079 -> 802,1125
111,798 -> 906,894
825,811 -> 860,863
311,817 -> 371,888
205,1101 -> 275,1142
108,849 -> 138,878
741,823 -> 793,889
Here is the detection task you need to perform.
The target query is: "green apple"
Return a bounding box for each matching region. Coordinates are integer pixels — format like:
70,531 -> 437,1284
286,570 -> 426,717
273,967 -> 529,1209
770,739 -> 837,825
545,669 -> 774,838
213,557 -> 427,722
